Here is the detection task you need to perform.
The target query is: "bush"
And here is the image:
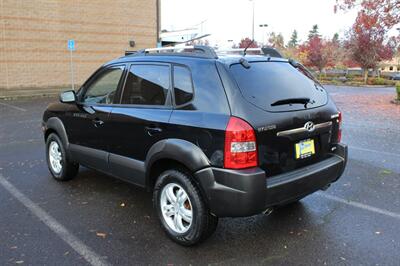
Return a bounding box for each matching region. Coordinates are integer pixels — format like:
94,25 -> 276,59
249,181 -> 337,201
367,77 -> 396,86
396,83 -> 400,100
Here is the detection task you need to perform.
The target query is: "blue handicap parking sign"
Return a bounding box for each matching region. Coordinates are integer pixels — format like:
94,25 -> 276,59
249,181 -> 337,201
68,39 -> 75,51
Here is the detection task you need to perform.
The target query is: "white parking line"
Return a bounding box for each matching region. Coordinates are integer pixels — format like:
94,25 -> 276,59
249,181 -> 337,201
0,174 -> 109,266
316,192 -> 400,220
0,102 -> 27,112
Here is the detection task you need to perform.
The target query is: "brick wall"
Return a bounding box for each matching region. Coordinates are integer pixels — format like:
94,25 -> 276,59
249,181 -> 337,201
0,0 -> 157,96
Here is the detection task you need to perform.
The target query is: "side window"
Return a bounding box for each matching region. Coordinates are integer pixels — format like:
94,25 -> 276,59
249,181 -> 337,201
82,66 -> 124,104
173,66 -> 194,105
122,64 -> 170,105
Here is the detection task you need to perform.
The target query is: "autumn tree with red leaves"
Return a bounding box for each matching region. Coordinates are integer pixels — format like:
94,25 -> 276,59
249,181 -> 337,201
335,0 -> 400,28
336,0 -> 398,82
346,11 -> 395,82
298,35 -> 335,75
238,37 -> 260,48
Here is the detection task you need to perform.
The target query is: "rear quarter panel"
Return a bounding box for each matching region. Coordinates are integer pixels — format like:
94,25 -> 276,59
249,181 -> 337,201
169,59 -> 231,167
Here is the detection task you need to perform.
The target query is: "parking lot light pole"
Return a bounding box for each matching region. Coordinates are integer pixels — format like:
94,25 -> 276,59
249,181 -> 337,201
250,0 -> 255,40
259,24 -> 268,46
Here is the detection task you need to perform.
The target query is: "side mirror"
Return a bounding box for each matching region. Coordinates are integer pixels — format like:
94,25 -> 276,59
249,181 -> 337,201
59,90 -> 76,103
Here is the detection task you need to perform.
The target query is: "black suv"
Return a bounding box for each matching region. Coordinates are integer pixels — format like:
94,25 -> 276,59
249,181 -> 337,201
42,46 -> 347,246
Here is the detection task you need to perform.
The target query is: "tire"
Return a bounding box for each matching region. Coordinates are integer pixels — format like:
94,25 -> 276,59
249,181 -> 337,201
153,169 -> 218,246
46,133 -> 79,181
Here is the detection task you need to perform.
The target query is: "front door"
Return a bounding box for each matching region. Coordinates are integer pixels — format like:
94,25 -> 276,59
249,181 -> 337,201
68,65 -> 125,172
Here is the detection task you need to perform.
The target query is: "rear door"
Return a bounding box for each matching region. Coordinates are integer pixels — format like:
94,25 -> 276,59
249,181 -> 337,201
228,60 -> 340,176
107,63 -> 172,186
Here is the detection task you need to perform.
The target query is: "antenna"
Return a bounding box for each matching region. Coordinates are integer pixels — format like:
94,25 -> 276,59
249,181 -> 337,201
243,39 -> 255,56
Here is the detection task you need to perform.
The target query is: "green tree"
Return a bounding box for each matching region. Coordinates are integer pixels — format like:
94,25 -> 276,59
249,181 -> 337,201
332,33 -> 339,43
308,24 -> 320,40
288,30 -> 298,48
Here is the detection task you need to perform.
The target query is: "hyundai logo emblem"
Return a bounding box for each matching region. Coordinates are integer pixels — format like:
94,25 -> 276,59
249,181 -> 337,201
304,121 -> 315,132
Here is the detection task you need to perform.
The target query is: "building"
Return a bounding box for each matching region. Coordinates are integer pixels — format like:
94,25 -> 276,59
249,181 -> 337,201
380,56 -> 400,73
160,28 -> 200,46
0,0 -> 160,98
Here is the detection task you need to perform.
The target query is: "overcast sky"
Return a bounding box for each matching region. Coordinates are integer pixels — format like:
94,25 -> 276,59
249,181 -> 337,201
161,0 -> 360,46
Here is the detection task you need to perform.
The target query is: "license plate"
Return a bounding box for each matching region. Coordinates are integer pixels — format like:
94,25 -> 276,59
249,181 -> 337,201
295,139 -> 315,159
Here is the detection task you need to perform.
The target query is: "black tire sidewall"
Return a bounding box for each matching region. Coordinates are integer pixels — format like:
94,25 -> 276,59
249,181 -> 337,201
154,170 -> 205,246
46,133 -> 67,180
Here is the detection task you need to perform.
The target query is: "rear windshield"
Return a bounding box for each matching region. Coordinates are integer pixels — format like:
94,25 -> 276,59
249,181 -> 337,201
229,61 -> 327,112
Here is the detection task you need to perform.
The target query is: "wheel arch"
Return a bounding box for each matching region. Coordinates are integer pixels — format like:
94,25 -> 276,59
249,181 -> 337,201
45,117 -> 69,149
145,139 -> 211,189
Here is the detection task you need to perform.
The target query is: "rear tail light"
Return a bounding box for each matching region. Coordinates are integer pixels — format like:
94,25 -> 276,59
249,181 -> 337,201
224,117 -> 258,169
337,111 -> 342,142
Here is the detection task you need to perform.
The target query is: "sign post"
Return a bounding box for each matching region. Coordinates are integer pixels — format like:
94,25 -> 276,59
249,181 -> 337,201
67,39 -> 75,90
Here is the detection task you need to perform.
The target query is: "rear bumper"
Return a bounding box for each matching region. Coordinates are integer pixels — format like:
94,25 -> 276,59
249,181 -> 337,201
195,143 -> 347,217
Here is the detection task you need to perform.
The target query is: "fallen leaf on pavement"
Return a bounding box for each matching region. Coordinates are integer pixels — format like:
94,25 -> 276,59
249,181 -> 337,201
379,169 -> 392,175
96,232 -> 107,238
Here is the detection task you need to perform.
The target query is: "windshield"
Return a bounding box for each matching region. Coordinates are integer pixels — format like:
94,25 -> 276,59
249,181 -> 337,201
229,61 -> 328,112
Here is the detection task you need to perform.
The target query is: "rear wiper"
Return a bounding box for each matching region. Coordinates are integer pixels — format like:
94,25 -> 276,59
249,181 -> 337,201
271,97 -> 311,107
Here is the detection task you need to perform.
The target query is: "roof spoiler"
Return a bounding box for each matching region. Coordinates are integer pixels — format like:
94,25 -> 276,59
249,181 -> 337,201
261,47 -> 283,58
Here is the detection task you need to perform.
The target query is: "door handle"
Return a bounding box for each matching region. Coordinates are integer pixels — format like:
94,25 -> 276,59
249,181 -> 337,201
145,126 -> 162,136
92,118 -> 104,127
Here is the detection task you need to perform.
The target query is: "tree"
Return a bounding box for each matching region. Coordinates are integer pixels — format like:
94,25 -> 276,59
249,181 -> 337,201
238,37 -> 259,48
346,11 -> 395,82
288,30 -> 299,48
268,32 -> 285,49
335,0 -> 400,29
308,24 -> 320,40
299,36 -> 335,75
332,33 -> 340,43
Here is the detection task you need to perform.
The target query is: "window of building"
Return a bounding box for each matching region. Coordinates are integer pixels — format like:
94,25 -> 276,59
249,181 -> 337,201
122,65 -> 170,105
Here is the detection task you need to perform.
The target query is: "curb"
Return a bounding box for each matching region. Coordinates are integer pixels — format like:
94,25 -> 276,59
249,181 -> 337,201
0,92 -> 59,100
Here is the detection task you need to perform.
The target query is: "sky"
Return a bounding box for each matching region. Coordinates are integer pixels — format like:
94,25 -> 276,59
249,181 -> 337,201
161,0 -> 360,47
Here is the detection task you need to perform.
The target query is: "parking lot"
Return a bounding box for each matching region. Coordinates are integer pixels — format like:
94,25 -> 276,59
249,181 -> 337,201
0,85 -> 399,265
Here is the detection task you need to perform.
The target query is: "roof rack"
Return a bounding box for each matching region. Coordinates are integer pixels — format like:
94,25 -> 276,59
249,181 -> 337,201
123,45 -> 283,59
127,45 -> 218,59
125,50 -> 137,56
216,47 -> 283,58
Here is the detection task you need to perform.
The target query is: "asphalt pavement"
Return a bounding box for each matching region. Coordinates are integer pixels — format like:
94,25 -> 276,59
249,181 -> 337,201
0,85 -> 399,265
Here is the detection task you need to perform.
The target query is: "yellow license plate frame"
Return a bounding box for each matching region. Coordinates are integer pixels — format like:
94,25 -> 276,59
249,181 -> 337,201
295,139 -> 315,159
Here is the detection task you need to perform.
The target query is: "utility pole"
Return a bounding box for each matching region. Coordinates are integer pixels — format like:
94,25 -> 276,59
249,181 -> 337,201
250,0 -> 255,40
